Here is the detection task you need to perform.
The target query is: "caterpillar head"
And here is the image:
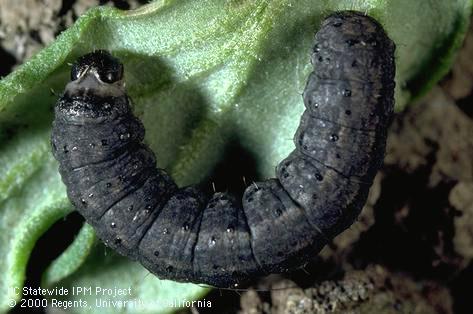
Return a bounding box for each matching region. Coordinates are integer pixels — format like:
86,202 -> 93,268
71,50 -> 124,83
57,50 -> 131,124
65,50 -> 125,99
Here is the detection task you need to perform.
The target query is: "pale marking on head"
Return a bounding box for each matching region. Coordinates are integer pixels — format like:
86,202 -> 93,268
65,68 -> 126,98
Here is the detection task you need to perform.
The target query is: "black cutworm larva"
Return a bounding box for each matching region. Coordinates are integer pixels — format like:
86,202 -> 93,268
51,11 -> 395,288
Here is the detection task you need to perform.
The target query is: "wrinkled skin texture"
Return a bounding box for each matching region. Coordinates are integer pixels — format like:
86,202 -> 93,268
51,11 -> 395,288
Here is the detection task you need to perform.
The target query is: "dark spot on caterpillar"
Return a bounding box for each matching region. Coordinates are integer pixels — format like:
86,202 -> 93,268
346,39 -> 359,46
51,11 -> 395,288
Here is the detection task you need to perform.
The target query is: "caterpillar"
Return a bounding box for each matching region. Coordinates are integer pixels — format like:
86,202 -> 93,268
51,11 -> 395,288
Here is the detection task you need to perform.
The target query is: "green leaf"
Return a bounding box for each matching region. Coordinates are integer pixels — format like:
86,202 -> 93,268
0,0 -> 471,313
41,224 -> 96,287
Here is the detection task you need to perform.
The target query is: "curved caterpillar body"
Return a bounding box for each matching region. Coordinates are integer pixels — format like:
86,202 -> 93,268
51,11 -> 395,288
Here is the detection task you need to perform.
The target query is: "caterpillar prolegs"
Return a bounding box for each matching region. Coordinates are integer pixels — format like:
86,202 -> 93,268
51,11 -> 395,288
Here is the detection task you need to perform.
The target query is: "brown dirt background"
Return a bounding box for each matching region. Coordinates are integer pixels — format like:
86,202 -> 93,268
1,1 -> 472,314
